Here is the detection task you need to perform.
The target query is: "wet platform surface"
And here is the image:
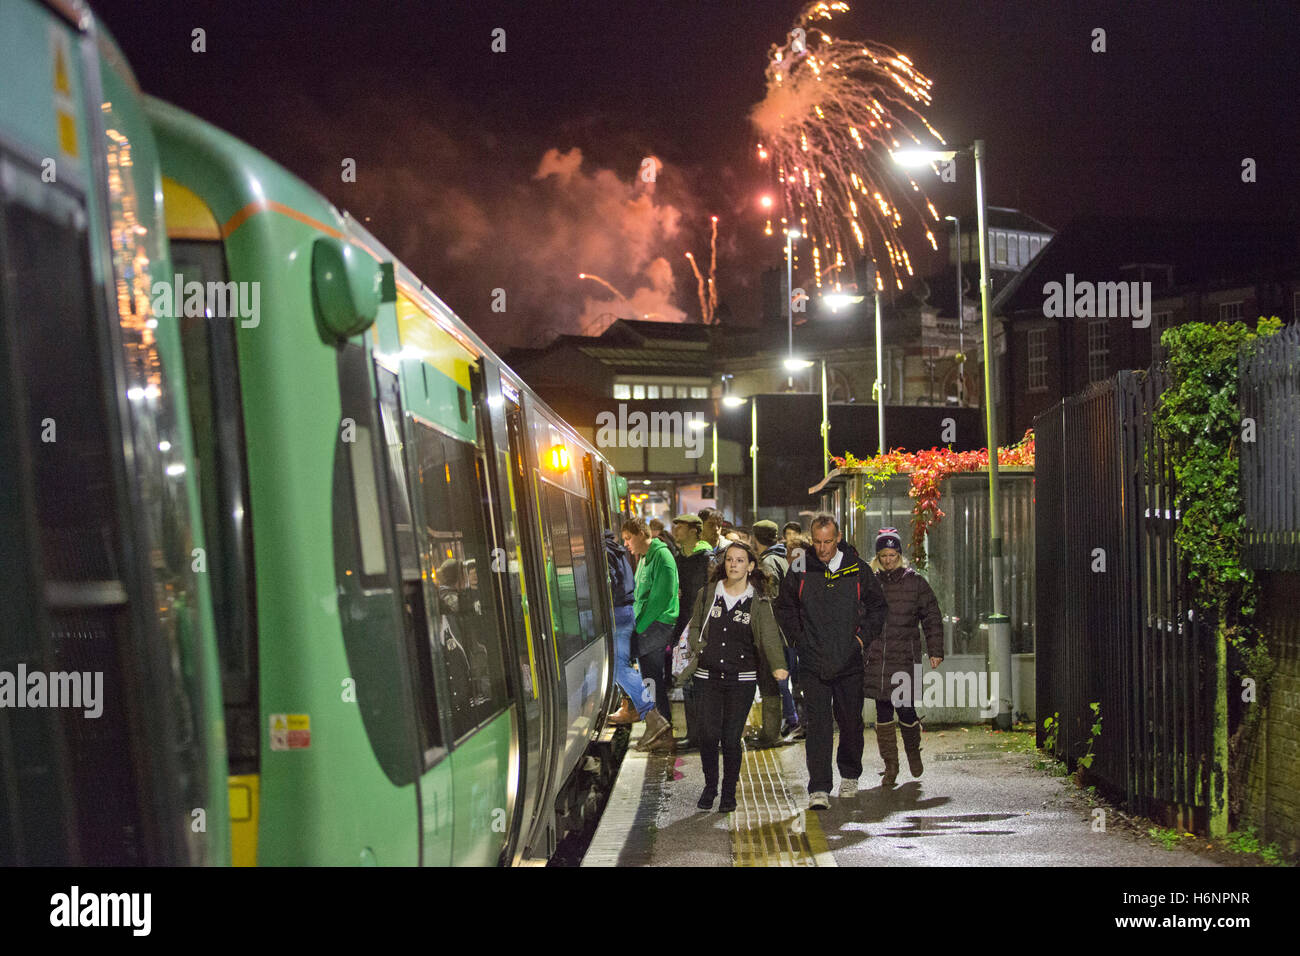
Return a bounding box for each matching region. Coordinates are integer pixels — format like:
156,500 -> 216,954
583,719 -> 1223,868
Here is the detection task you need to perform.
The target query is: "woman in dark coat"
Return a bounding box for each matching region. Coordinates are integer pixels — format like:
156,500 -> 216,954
677,542 -> 788,813
862,528 -> 944,785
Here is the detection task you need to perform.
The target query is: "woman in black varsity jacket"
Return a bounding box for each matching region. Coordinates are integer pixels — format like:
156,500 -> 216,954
677,542 -> 788,813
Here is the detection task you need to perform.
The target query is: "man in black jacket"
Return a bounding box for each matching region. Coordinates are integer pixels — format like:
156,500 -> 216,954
775,513 -> 887,810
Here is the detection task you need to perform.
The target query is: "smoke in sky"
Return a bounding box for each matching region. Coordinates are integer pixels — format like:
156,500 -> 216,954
286,93 -> 696,348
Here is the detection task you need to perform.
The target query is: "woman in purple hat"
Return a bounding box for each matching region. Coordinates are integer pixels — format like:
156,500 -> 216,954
863,528 -> 944,786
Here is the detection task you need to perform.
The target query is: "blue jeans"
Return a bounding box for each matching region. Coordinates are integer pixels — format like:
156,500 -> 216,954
780,646 -> 799,724
612,606 -> 651,717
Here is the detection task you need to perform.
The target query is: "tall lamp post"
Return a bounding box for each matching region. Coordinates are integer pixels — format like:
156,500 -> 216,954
785,229 -> 801,388
821,292 -> 865,472
894,140 -> 1011,730
945,214 -> 965,404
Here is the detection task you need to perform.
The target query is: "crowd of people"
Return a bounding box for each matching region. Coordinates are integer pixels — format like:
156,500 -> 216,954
605,506 -> 945,814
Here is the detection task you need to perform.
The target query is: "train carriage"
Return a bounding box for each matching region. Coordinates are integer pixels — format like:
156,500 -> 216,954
148,98 -> 626,864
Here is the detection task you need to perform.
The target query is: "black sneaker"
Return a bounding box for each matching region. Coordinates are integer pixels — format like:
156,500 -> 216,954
718,795 -> 737,813
782,722 -> 806,743
697,787 -> 717,810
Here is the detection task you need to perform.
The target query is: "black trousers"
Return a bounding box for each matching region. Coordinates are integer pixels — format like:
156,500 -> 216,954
803,665 -> 864,794
875,699 -> 919,724
635,620 -> 675,722
696,676 -> 756,796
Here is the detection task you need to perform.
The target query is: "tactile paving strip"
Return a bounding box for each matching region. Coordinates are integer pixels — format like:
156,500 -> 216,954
729,710 -> 835,866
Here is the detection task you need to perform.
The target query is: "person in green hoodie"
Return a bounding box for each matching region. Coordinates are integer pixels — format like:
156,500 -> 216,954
622,516 -> 679,751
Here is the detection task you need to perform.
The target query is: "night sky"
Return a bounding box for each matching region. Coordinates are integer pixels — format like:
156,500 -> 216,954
93,0 -> 1300,349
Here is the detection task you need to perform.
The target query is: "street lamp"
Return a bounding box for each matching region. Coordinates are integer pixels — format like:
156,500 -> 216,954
785,229 -> 801,387
893,139 -> 1011,730
944,214 -> 965,404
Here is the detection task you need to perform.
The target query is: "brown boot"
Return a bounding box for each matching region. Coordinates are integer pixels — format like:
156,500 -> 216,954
875,719 -> 899,787
634,708 -> 671,751
607,695 -> 639,726
899,720 -> 924,778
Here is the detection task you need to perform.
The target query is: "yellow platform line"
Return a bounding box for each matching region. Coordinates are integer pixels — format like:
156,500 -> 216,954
728,702 -> 835,866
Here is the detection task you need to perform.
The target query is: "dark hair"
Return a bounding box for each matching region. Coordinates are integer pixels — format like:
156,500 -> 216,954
708,541 -> 771,593
648,518 -> 665,533
810,512 -> 839,535
753,524 -> 778,547
783,521 -> 803,534
621,517 -> 648,537
697,507 -> 720,523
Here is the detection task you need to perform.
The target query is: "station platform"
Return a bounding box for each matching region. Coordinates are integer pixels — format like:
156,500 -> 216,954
582,709 -> 1223,867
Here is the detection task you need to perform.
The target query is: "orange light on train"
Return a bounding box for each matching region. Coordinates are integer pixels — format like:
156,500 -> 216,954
549,444 -> 571,471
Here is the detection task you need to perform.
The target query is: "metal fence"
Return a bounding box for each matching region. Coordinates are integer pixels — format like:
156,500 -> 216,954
1034,370 -> 1216,823
1241,321 -> 1300,571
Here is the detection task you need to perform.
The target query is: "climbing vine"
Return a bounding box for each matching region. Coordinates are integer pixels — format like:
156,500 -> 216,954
831,429 -> 1035,568
1152,315 -> 1281,835
1152,316 -> 1280,638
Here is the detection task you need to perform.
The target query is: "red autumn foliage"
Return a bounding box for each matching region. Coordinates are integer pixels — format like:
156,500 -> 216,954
831,429 -> 1035,565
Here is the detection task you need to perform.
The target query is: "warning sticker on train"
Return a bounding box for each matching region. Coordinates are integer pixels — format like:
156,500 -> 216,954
269,714 -> 311,751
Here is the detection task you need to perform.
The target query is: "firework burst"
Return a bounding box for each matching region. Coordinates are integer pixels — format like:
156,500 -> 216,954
752,1 -> 946,292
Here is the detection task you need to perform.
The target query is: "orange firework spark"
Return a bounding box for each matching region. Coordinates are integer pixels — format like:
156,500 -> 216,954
684,215 -> 720,324
751,1 -> 946,292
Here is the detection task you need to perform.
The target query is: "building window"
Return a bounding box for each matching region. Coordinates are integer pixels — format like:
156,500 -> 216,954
1019,234 -> 1030,266
1088,320 -> 1109,383
1219,301 -> 1244,322
690,386 -> 708,399
1029,236 -> 1042,258
1151,311 -> 1171,345
994,232 -> 1007,265
613,383 -> 630,400
631,384 -> 645,400
1007,234 -> 1019,268
646,384 -> 660,399
1027,328 -> 1047,392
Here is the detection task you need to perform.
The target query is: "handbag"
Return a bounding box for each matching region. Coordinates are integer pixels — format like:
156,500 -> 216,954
670,626 -> 693,678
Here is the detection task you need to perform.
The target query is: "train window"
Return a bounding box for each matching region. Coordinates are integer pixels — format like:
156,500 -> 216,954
539,483 -> 604,659
411,421 -> 510,741
333,344 -> 425,786
375,370 -> 443,755
349,427 -> 388,578
171,238 -> 259,775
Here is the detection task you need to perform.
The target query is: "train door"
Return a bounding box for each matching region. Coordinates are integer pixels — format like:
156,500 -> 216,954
477,374 -> 543,864
583,454 -> 617,727
504,397 -> 561,858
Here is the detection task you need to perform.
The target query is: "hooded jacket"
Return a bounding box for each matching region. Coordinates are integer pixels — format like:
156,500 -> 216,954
633,536 -> 679,634
863,564 -> 944,701
758,542 -> 789,595
775,540 -> 887,680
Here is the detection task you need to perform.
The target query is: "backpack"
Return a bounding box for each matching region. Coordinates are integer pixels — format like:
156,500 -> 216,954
604,534 -> 635,607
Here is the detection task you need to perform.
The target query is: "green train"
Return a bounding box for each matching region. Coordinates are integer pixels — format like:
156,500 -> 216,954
0,0 -> 628,866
